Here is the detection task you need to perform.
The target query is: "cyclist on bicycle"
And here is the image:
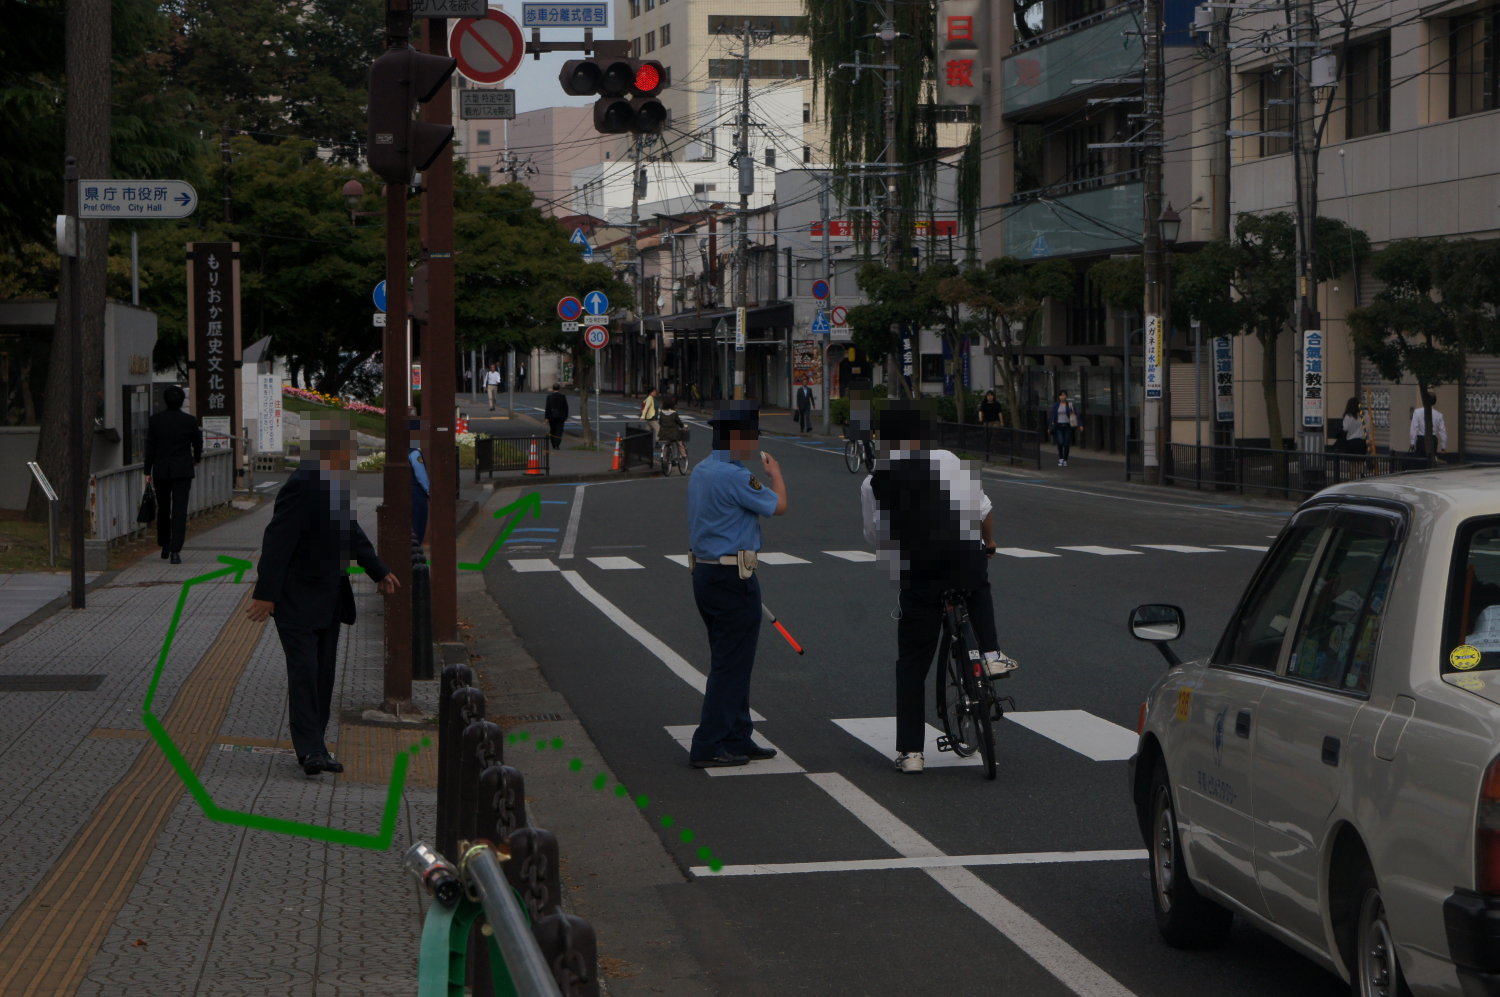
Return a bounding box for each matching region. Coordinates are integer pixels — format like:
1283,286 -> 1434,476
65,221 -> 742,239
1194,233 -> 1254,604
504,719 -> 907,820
860,400 -> 1019,774
658,397 -> 687,463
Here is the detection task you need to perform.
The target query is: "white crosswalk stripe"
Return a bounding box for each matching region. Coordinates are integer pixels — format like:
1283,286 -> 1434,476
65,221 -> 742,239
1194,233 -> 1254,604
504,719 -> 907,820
664,554 -> 691,567
757,552 -> 811,565
1134,544 -> 1222,554
993,547 -> 1059,559
587,556 -> 643,570
824,550 -> 877,562
1055,545 -> 1141,556
833,717 -> 982,768
1004,710 -> 1138,761
664,725 -> 805,775
1218,544 -> 1270,552
508,559 -> 559,573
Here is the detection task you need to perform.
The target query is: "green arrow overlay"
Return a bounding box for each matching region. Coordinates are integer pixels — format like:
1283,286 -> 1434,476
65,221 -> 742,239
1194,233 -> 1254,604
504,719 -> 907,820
144,495 -> 541,850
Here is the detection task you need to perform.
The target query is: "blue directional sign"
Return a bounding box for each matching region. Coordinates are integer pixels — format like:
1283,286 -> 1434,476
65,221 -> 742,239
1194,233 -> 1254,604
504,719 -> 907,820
584,289 -> 609,315
373,280 -> 387,312
810,310 -> 832,336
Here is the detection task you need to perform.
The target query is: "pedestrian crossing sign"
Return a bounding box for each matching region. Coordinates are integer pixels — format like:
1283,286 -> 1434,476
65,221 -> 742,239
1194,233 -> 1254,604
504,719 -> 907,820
810,310 -> 831,336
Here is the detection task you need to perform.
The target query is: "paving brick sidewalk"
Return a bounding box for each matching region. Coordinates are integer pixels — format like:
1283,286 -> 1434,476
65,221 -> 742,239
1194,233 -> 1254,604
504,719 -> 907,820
0,494 -> 438,997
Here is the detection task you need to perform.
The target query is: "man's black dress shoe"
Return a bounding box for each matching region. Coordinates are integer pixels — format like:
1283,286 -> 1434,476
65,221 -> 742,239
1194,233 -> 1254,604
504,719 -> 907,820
740,743 -> 777,760
169,552 -> 181,564
160,549 -> 170,560
302,755 -> 325,776
691,750 -> 749,769
321,755 -> 344,774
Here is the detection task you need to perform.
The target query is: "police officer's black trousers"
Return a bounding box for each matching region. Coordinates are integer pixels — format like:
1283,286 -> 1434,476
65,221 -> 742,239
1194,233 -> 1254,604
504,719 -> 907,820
895,577 -> 1000,754
690,564 -> 761,760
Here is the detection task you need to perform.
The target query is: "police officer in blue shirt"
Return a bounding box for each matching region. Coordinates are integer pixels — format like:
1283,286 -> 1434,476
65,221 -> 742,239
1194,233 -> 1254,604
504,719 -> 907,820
687,402 -> 789,767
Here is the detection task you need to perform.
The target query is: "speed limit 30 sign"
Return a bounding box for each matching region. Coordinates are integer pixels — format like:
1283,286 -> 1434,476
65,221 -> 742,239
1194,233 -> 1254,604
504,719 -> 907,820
584,325 -> 610,350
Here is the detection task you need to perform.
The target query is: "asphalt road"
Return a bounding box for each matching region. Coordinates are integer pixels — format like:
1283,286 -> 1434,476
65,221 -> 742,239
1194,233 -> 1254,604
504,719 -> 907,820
479,427 -> 1348,996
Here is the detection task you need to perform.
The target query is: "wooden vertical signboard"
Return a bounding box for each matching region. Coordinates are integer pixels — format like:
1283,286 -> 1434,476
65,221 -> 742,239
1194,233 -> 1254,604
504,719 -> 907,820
186,242 -> 242,460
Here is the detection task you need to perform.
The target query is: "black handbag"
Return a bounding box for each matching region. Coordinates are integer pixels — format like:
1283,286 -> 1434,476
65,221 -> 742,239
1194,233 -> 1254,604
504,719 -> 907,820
137,482 -> 156,524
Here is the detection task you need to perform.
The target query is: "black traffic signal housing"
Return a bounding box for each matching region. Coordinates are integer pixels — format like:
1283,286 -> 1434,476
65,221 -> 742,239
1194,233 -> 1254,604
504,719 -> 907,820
367,45 -> 457,184
559,56 -> 667,134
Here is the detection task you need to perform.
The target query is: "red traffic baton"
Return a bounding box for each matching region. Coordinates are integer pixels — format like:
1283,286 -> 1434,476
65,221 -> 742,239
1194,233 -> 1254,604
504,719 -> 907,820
762,603 -> 803,655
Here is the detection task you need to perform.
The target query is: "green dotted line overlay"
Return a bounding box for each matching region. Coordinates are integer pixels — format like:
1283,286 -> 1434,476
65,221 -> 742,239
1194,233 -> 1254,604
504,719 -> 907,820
508,730 -> 723,873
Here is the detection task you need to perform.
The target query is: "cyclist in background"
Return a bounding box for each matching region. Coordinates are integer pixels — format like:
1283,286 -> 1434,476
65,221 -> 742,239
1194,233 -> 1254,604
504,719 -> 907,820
860,400 -> 1018,774
658,396 -> 688,465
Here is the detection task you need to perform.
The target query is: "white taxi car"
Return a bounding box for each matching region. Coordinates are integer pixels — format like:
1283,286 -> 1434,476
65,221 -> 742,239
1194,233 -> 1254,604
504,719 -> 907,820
1129,467 -> 1500,996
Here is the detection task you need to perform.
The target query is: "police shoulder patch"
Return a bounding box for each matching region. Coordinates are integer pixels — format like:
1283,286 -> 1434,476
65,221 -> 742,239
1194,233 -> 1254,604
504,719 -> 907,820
748,475 -> 763,490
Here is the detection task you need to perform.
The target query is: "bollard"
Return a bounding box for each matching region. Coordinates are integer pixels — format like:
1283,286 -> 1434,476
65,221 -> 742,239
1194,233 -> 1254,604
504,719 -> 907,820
532,913 -> 600,997
410,561 -> 434,681
458,720 -> 505,843
503,827 -> 561,920
477,764 -> 527,843
436,664 -> 473,859
440,685 -> 485,858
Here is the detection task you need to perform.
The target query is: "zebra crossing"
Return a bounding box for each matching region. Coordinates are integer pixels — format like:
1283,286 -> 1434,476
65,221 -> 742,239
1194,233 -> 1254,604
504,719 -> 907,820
504,542 -> 1269,572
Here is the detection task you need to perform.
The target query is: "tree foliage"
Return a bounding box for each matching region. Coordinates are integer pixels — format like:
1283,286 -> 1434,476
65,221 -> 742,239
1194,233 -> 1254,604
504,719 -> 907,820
1348,238 -> 1500,457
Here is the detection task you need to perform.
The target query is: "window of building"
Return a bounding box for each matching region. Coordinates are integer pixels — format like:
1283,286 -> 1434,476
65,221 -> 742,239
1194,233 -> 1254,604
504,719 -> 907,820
477,165 -> 491,179
1451,7 -> 1500,117
693,183 -> 718,194
628,0 -> 639,16
707,15 -> 808,36
1060,0 -> 1108,26
1259,70 -> 1292,156
644,0 -> 654,9
660,24 -> 670,45
803,145 -> 812,163
707,59 -> 810,79
1062,122 -> 1106,189
645,30 -> 655,52
1068,270 -> 1106,345
631,37 -> 641,57
764,148 -> 776,167
1345,36 -> 1390,137
803,103 -> 812,123
476,129 -> 491,145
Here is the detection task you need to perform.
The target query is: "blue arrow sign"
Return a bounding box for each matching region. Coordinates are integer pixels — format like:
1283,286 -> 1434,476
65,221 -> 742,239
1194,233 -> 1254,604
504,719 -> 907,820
373,280 -> 387,312
584,290 -> 609,314
810,310 -> 832,336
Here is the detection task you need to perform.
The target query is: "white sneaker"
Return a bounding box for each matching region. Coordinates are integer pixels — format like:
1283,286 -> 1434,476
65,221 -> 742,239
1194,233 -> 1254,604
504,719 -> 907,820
1057,458 -> 1064,466
895,751 -> 924,774
984,652 -> 1020,678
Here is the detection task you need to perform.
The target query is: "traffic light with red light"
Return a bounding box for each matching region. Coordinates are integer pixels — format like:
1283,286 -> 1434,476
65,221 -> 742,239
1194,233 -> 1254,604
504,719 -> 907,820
558,57 -> 667,134
367,45 -> 458,184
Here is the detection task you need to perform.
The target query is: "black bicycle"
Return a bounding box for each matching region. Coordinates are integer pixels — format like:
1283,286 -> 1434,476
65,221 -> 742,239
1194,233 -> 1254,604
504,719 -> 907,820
933,588 -> 1012,780
843,435 -> 875,473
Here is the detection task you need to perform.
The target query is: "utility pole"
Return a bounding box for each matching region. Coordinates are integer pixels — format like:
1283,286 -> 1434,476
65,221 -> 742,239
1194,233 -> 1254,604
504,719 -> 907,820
819,177 -> 833,435
628,135 -> 644,397
733,20 -> 752,400
1210,6 -> 1233,448
1292,0 -> 1322,457
421,13 -> 458,644
1141,0 -> 1166,483
221,127 -> 232,224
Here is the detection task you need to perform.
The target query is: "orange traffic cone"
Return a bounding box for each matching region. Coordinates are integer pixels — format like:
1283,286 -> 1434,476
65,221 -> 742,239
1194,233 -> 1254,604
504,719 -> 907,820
611,433 -> 623,471
524,437 -> 543,475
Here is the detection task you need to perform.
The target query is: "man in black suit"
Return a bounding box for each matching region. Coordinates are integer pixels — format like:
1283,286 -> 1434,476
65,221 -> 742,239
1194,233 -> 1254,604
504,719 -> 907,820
544,383 -> 569,450
795,383 -> 814,433
247,417 -> 400,776
143,385 -> 204,564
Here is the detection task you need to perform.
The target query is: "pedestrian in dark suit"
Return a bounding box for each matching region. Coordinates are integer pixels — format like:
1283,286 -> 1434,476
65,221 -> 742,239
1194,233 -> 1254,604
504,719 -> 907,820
143,385 -> 203,564
247,417 -> 400,776
544,384 -> 569,450
795,384 -> 814,433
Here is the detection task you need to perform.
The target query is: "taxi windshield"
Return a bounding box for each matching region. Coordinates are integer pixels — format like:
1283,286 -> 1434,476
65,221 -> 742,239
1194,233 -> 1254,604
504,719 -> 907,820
1445,518 -> 1500,674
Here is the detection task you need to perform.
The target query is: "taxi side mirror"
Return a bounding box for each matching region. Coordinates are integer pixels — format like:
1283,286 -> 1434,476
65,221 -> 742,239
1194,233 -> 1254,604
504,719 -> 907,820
1130,604 -> 1184,666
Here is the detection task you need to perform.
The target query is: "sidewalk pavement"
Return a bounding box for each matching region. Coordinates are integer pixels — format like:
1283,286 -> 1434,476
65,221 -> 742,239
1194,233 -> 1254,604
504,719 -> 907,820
0,572 -> 100,637
0,493 -> 440,996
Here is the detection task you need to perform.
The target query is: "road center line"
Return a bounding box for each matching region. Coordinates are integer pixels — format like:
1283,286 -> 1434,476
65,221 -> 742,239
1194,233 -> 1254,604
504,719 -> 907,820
559,484 -> 588,559
701,849 -> 1146,877
804,772 -> 1138,997
557,570 -> 764,720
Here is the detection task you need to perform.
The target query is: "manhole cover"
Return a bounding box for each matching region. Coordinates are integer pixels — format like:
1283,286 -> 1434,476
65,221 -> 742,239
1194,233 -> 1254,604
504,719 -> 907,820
0,674 -> 104,692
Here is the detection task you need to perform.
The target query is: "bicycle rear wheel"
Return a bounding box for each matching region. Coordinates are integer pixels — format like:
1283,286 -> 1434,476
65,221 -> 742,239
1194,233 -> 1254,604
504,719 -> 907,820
957,614 -> 998,780
845,439 -> 864,473
935,623 -> 979,757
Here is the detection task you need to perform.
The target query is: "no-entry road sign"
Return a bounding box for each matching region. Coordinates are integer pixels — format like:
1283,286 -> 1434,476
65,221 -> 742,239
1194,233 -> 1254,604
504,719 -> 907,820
450,9 -> 524,85
584,325 -> 609,350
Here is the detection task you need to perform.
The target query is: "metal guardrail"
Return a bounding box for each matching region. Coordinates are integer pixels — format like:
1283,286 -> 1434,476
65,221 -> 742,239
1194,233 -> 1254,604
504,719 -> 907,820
88,450 -> 235,543
417,664 -> 600,997
1144,442 -> 1408,499
620,423 -> 653,471
932,422 -> 1043,469
474,435 -> 549,481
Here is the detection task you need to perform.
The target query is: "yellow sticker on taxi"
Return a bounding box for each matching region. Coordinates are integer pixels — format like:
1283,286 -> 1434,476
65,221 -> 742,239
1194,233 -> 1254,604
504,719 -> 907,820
1451,644 -> 1483,671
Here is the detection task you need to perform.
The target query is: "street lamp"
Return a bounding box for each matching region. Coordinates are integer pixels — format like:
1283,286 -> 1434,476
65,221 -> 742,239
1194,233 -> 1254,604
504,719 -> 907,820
342,179 -> 383,225
1158,203 -> 1181,246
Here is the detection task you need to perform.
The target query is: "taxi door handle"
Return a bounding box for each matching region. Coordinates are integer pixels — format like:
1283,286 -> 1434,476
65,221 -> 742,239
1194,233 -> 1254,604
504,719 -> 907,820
1235,710 -> 1251,738
1322,736 -> 1341,766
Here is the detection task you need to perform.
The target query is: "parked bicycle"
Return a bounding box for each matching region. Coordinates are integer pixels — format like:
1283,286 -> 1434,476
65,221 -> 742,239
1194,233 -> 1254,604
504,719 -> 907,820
933,587 -> 1012,780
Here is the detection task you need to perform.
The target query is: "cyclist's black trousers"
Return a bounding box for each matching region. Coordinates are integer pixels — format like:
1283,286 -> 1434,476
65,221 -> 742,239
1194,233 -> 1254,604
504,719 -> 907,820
895,577 -> 1000,754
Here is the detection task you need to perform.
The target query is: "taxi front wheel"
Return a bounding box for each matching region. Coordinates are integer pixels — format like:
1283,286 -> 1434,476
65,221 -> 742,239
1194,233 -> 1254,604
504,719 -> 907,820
1149,761 -> 1232,948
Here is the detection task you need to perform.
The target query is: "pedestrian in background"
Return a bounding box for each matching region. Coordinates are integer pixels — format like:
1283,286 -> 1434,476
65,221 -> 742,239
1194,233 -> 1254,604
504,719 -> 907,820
979,390 -> 1004,429
544,383 -> 569,450
515,360 -> 527,392
1049,389 -> 1078,467
143,385 -> 203,565
409,419 -> 430,545
795,383 -> 814,433
248,416 -> 399,777
641,387 -> 660,447
686,403 -> 788,768
483,364 -> 503,411
1335,396 -> 1368,455
1409,392 -> 1447,462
